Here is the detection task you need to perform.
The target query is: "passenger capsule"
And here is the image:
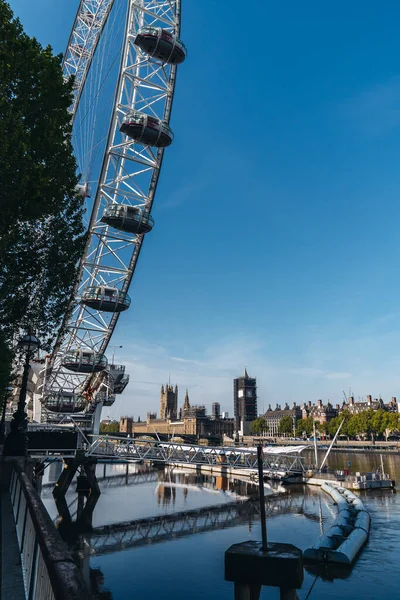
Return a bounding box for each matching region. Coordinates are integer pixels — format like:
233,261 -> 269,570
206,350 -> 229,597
43,392 -> 86,413
101,204 -> 154,234
80,286 -> 131,312
134,26 -> 186,64
120,110 -> 173,147
63,349 -> 107,373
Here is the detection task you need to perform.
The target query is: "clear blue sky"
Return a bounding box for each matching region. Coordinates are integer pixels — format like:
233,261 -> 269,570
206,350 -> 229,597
9,0 -> 400,418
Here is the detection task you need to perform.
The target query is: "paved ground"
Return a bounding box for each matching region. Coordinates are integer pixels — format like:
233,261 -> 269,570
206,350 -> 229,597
0,465 -> 25,600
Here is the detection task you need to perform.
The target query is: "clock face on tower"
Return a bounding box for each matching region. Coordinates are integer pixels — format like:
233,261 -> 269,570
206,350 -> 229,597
246,389 -> 253,397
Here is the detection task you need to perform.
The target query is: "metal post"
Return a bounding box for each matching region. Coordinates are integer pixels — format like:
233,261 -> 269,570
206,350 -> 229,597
0,390 -> 8,444
319,418 -> 344,472
257,445 -> 268,552
4,352 -> 30,456
313,420 -> 318,469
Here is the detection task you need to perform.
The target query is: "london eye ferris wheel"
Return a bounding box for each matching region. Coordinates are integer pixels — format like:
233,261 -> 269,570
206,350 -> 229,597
39,0 -> 186,424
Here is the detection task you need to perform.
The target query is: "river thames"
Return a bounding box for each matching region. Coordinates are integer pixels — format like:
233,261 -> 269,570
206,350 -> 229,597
41,451 -> 400,599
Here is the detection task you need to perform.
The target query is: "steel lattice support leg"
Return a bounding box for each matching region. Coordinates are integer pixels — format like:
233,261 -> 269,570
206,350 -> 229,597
53,458 -> 78,498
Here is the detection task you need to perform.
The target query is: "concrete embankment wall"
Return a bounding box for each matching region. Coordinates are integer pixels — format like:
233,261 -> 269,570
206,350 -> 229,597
240,437 -> 400,453
167,462 -> 255,478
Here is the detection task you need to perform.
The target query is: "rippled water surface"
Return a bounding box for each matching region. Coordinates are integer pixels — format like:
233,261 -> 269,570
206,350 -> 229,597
42,451 -> 400,599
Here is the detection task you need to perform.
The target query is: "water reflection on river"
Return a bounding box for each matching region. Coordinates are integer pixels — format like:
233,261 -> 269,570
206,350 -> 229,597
42,452 -> 400,600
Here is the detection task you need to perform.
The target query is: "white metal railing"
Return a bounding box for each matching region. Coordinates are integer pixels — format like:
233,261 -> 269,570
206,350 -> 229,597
9,464 -> 88,600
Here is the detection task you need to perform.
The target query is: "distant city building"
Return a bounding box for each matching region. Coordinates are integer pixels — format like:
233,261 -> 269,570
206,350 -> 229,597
184,405 -> 207,418
301,400 -> 338,423
212,402 -> 221,419
181,389 -> 190,418
222,411 -> 229,419
234,367 -> 257,434
160,383 -> 178,420
344,395 -> 395,414
120,416 -> 134,433
259,396 -> 399,438
120,384 -> 234,441
264,404 -> 302,436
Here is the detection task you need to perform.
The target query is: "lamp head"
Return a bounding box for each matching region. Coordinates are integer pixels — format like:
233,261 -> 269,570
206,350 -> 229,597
18,334 -> 40,353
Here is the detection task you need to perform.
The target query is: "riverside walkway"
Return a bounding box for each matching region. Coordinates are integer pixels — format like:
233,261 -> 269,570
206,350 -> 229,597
1,470 -> 25,600
0,458 -> 89,600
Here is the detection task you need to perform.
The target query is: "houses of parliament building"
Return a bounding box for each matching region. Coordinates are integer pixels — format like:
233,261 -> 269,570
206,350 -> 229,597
120,383 -> 234,440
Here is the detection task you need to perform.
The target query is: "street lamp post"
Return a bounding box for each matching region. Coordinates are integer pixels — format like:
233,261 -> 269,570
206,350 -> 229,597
3,334 -> 40,457
0,387 -> 13,445
111,345 -> 122,366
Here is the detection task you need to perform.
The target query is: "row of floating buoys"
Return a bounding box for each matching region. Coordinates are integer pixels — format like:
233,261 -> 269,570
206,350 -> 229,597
61,26 -> 187,381
303,483 -> 370,566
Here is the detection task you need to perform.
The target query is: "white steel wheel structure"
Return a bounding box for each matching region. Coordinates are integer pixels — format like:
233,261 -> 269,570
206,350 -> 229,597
40,0 -> 185,425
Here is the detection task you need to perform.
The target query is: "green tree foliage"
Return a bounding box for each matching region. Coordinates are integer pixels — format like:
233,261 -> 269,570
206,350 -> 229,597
388,412 -> 400,433
0,1 -> 86,388
316,420 -> 330,437
0,332 -> 13,408
278,415 -> 294,436
100,421 -> 120,434
295,417 -> 314,437
327,411 -> 352,438
325,408 -> 400,440
250,417 -> 269,436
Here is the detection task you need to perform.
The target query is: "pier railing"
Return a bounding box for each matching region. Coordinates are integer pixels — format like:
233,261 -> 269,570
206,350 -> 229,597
9,463 -> 89,600
85,436 -> 306,475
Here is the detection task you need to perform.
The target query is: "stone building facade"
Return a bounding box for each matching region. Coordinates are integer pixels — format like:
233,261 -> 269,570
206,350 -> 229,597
160,383 -> 178,420
120,413 -> 234,439
234,368 -> 257,433
301,399 -> 338,423
344,395 -> 397,414
263,404 -> 302,436
258,396 -> 399,438
120,386 -> 234,440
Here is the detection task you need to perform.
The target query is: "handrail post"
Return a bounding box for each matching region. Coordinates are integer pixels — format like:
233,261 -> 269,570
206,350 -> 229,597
257,444 -> 268,552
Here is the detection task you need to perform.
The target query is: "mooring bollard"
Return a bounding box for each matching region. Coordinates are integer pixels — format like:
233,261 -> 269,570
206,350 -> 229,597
225,443 -> 304,599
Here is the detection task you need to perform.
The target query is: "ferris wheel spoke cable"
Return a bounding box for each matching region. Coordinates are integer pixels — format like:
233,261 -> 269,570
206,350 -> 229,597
43,0 -> 185,416
75,1 -> 126,181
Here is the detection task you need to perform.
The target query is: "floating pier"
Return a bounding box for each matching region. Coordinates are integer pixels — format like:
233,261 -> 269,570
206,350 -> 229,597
300,470 -> 395,490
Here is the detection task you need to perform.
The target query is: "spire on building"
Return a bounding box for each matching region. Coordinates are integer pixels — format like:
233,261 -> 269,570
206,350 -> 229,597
182,388 -> 190,416
161,384 -> 164,394
244,365 -> 248,378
